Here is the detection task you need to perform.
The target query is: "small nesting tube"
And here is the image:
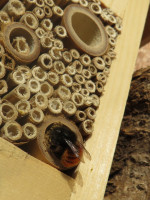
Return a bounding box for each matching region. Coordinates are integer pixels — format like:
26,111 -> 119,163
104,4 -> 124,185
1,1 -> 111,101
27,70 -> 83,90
53,39 -> 64,50
22,123 -> 37,140
40,81 -> 54,98
3,84 -> 30,104
47,72 -> 59,86
79,0 -> 89,7
105,25 -> 117,38
3,54 -> 15,71
0,62 -> 6,79
79,54 -> 91,67
4,0 -> 26,20
96,72 -> 107,85
70,49 -> 80,60
0,54 -> 5,64
72,82 -> 81,93
73,60 -> 83,74
71,92 -> 85,108
27,78 -> 40,95
108,37 -> 116,47
107,47 -> 116,59
84,96 -> 93,107
43,5 -> 53,18
103,67 -> 110,76
85,107 -> 96,120
88,2 -> 102,15
23,0 -> 36,10
91,0 -> 101,5
115,23 -> 122,33
48,98 -> 62,115
92,57 -> 105,70
0,102 -> 18,123
60,74 -> 73,87
54,0 -> 69,7
80,119 -> 94,136
38,53 -> 53,71
28,108 -> 44,125
96,81 -> 104,95
54,25 -> 67,38
7,70 -> 26,89
85,80 -> 96,93
36,0 -> 45,7
0,121 -> 23,142
62,101 -> 77,116
15,100 -> 31,117
33,7 -> 45,20
53,61 -> 65,75
100,11 -> 109,23
62,51 -> 73,64
74,110 -> 86,123
82,69 -> 91,80
35,27 -> 46,39
44,0 -> 54,7
20,12 -> 39,30
0,80 -> 8,96
103,55 -> 112,66
52,6 -> 64,21
91,94 -> 100,108
74,74 -> 85,85
66,65 -> 76,76
56,85 -> 71,101
88,64 -> 97,77
32,66 -> 47,82
81,88 -> 89,97
16,65 -> 32,81
49,47 -> 62,61
0,44 -> 5,54
71,0 -> 79,3
0,11 -> 11,26
108,15 -> 117,25
12,36 -> 30,55
40,18 -> 53,32
30,92 -> 48,110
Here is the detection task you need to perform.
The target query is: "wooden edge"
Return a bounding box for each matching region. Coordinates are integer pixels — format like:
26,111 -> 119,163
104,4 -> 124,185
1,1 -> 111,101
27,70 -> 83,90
0,137 -> 74,200
101,0 -> 128,18
70,0 -> 149,200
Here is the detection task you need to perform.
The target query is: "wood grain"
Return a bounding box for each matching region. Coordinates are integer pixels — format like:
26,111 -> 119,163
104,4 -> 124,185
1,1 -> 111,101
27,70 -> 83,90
70,0 -> 149,200
0,0 -> 149,200
0,138 -> 73,200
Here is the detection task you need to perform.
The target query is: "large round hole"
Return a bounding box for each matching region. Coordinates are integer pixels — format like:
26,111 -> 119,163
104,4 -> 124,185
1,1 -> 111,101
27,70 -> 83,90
72,12 -> 101,47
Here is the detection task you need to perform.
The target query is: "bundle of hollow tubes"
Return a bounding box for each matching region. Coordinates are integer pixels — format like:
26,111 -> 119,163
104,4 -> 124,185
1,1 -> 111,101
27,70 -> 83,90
0,0 -> 122,170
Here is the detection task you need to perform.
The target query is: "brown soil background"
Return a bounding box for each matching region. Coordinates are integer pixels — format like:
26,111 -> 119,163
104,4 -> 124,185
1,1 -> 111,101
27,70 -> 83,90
104,43 -> 150,200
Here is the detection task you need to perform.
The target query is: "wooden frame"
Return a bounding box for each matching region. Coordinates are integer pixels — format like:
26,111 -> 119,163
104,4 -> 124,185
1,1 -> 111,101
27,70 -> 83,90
0,0 -> 149,200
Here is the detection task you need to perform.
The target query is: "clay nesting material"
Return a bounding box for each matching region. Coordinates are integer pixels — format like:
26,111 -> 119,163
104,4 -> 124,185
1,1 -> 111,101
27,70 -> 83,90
62,4 -> 108,56
2,22 -> 40,64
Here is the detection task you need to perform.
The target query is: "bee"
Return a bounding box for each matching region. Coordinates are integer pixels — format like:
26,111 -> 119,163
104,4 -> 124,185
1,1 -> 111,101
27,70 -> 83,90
46,122 -> 90,170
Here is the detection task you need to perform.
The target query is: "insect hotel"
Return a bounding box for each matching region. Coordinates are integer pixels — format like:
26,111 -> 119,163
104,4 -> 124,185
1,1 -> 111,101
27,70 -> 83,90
0,0 -> 149,199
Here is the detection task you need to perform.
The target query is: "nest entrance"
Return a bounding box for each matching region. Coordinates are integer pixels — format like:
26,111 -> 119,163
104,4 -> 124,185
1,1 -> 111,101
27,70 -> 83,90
72,12 -> 101,47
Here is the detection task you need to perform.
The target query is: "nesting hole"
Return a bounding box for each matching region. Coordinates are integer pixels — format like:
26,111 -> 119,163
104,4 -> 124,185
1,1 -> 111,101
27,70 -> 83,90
71,12 -> 101,47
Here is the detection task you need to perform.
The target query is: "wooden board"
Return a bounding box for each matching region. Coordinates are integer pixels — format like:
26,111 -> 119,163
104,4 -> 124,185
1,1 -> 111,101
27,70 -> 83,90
0,0 -> 149,200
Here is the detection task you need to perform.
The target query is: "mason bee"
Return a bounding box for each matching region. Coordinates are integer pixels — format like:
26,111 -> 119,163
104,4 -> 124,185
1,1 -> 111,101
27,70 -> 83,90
46,122 -> 90,169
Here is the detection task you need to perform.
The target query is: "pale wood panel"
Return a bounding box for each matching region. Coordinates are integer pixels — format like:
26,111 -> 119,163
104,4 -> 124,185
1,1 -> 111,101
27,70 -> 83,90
70,0 -> 149,200
0,1 -> 149,200
101,0 -> 128,17
0,138 -> 73,200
